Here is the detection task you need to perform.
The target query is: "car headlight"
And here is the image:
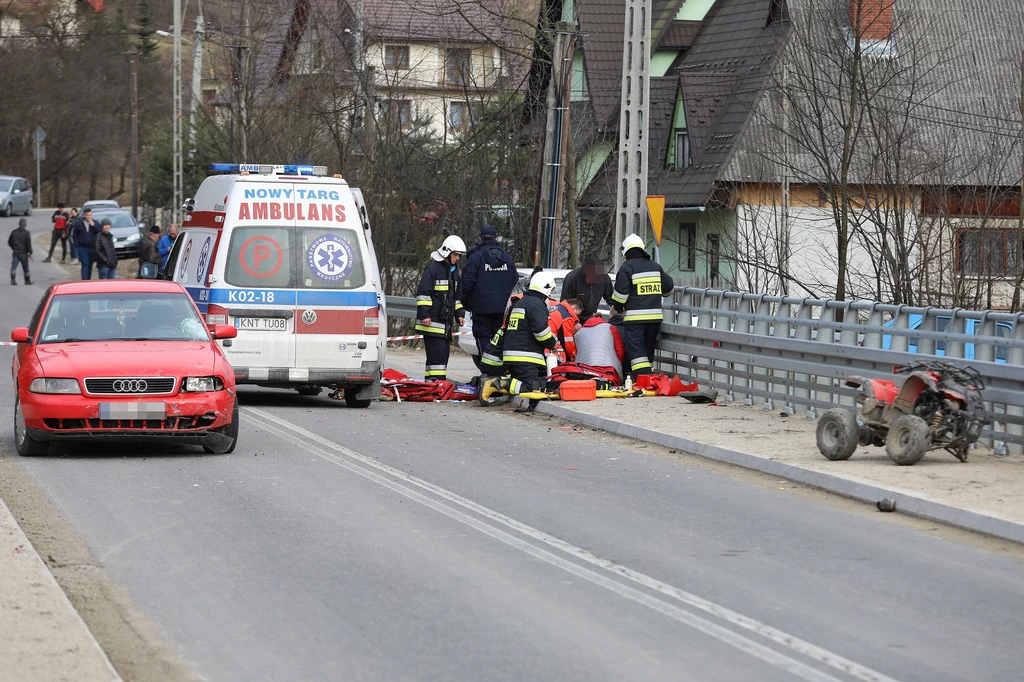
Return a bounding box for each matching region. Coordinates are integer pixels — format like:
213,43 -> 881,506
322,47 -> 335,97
183,376 -> 224,392
126,232 -> 141,242
29,378 -> 82,394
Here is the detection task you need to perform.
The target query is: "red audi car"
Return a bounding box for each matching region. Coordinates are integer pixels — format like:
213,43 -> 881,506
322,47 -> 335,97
11,280 -> 239,456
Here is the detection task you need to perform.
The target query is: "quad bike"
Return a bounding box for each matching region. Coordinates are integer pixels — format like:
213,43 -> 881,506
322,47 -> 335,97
816,361 -> 990,466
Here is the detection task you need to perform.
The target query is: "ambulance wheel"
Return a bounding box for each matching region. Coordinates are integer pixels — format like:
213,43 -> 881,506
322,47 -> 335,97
296,386 -> 322,396
345,387 -> 372,408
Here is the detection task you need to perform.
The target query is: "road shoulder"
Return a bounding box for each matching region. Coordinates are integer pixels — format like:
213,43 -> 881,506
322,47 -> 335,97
0,494 -> 121,682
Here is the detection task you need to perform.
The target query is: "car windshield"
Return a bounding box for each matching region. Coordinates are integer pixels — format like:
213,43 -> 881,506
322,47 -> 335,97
93,211 -> 136,228
38,292 -> 209,343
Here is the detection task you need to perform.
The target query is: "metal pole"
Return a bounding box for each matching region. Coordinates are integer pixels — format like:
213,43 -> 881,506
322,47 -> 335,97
35,138 -> 41,208
172,0 -> 182,223
189,14 -> 204,155
130,52 -> 139,219
354,0 -> 365,128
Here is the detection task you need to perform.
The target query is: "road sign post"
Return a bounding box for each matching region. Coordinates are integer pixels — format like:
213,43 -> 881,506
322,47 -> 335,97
33,126 -> 46,208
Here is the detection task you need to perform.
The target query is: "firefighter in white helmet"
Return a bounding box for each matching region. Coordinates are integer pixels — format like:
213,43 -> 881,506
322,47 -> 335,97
479,270 -> 558,412
415,235 -> 467,380
611,234 -> 675,380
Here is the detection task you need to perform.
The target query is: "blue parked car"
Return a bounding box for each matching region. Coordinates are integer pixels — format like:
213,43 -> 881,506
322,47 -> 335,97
881,315 -> 1012,362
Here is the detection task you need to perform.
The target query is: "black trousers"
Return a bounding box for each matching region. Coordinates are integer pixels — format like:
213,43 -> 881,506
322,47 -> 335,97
423,334 -> 451,380
47,230 -> 67,261
507,362 -> 544,394
471,312 -> 503,372
10,252 -> 30,278
622,322 -> 660,377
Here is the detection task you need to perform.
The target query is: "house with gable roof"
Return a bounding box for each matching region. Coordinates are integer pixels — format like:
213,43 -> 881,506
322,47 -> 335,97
533,0 -> 1024,306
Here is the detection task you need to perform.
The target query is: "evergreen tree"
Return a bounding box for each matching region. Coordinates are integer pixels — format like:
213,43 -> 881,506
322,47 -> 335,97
136,0 -> 159,62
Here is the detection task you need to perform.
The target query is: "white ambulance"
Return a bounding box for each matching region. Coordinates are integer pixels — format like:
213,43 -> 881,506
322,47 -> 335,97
167,163 -> 386,407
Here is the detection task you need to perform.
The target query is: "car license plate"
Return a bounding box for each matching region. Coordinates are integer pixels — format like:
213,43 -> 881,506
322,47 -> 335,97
100,402 -> 166,419
234,317 -> 288,331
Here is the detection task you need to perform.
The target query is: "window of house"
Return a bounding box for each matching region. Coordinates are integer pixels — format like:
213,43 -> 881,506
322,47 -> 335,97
445,48 -> 471,87
707,234 -> 721,284
381,99 -> 413,128
677,223 -> 697,271
957,229 -> 1024,277
448,101 -> 471,130
675,130 -> 691,169
384,45 -> 410,70
767,0 -> 789,26
292,26 -> 322,74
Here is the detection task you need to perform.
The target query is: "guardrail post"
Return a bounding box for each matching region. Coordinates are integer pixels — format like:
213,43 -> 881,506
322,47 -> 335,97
716,292 -> 735,401
837,301 -> 859,407
775,298 -> 796,415
976,314 -> 1006,454
946,309 -> 967,360
916,307 -> 938,356
889,306 -> 910,353
793,301 -> 814,417
696,290 -> 713,384
734,294 -> 752,404
863,304 -> 884,349
1005,316 -> 1024,455
752,295 -> 772,409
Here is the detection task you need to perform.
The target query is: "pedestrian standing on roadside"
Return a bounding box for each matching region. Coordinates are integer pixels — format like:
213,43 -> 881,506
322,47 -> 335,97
158,222 -> 179,271
415,235 -> 466,381
459,225 -> 518,373
612,234 -> 675,380
94,218 -> 118,279
72,208 -> 99,279
44,202 -> 69,263
137,225 -> 162,277
8,218 -> 33,285
67,207 -> 80,265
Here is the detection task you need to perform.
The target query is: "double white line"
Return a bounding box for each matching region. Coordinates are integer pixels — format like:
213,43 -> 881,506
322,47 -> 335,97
243,406 -> 900,682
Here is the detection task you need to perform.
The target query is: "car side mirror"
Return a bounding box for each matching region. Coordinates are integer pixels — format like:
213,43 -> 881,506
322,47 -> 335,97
138,261 -> 159,279
211,324 -> 237,340
11,327 -> 29,343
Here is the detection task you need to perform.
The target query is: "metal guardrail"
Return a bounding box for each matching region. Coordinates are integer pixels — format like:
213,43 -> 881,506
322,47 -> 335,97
386,291 -> 1024,453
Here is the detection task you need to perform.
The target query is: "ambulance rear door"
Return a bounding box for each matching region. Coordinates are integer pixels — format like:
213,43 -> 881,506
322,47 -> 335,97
212,184 -> 297,372
292,182 -> 379,372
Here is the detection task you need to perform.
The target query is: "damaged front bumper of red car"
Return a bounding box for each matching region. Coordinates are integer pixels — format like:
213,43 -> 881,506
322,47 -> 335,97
19,391 -> 236,449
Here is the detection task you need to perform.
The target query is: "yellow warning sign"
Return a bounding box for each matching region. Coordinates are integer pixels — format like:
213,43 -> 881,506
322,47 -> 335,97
646,196 -> 666,246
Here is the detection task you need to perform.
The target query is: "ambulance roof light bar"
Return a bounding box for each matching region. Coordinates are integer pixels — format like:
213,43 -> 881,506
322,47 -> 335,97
208,163 -> 328,177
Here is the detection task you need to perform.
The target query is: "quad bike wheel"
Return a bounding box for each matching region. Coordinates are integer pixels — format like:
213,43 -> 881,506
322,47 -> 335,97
816,408 -> 859,461
885,414 -> 930,466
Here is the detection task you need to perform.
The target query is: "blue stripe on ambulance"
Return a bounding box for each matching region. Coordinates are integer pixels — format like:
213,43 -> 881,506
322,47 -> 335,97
193,288 -> 378,307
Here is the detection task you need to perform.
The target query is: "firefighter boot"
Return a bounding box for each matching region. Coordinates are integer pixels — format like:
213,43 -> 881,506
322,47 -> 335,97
478,377 -> 510,406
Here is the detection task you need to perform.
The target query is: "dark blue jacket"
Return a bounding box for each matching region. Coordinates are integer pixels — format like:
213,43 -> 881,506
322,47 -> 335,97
460,241 -> 517,315
72,218 -> 100,250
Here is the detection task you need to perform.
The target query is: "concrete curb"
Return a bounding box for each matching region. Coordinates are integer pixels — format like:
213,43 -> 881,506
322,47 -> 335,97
0,497 -> 122,682
536,402 -> 1024,545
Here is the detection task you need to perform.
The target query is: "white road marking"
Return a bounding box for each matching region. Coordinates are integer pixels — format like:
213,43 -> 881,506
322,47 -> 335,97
245,407 -> 902,682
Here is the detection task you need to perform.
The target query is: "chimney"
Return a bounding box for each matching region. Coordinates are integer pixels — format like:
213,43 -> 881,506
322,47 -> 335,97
850,0 -> 894,40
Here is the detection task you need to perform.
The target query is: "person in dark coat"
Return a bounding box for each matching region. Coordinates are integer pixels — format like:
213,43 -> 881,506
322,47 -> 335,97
459,225 -> 518,372
72,208 -> 100,279
561,254 -> 614,322
8,218 -> 33,285
94,218 -> 118,279
137,225 -> 162,277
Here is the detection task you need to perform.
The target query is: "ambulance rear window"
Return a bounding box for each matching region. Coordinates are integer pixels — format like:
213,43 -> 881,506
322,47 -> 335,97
224,225 -> 365,290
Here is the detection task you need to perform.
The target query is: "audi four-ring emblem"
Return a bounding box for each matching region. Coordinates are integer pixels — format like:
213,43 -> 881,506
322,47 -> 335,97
113,379 -> 149,393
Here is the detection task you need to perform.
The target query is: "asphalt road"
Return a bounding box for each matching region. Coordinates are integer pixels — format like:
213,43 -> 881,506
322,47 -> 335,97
1,225 -> 1022,681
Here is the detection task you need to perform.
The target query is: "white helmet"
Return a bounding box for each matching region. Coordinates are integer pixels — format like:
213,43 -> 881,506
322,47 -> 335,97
529,270 -> 557,297
621,233 -> 645,256
431,235 -> 468,261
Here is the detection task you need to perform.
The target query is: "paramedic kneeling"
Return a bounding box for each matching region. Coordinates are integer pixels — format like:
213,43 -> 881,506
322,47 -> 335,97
612,234 -> 676,379
482,271 -> 559,412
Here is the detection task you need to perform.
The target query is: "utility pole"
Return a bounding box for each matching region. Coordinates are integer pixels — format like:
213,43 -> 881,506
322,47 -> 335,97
172,0 -> 183,223
353,0 -> 365,132
531,21 -> 574,267
189,13 -> 205,156
129,52 -> 139,219
239,1 -> 249,161
780,64 -> 790,297
613,0 -> 651,270
364,65 -> 375,187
